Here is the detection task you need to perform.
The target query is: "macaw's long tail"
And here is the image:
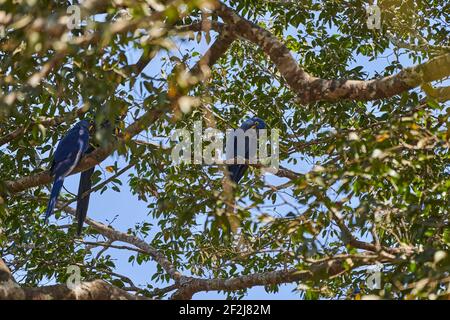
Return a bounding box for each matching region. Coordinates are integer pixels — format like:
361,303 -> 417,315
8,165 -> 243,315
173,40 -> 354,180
44,175 -> 65,223
76,167 -> 94,236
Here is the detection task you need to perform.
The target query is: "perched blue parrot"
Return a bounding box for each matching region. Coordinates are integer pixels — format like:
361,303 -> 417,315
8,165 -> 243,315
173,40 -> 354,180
44,120 -> 90,222
227,117 -> 267,184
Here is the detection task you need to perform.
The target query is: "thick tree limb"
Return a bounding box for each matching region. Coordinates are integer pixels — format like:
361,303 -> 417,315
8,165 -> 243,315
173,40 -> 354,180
17,280 -> 146,300
0,278 -> 146,300
216,2 -> 450,104
171,254 -> 381,299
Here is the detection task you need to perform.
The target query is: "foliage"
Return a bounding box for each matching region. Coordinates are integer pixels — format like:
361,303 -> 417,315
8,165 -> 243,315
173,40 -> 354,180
0,0 -> 449,299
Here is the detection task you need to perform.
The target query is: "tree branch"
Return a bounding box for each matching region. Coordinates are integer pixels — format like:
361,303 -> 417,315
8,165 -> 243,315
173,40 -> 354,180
216,1 -> 450,104
0,279 -> 147,300
171,254 -> 384,299
2,256 -> 144,300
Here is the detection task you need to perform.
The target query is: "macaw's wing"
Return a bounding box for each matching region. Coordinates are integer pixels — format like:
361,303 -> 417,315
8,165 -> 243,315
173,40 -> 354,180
51,125 -> 89,177
53,126 -> 84,163
76,166 -> 94,235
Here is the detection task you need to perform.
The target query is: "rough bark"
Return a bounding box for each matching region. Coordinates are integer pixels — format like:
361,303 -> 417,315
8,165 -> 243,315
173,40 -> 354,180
171,255 -> 378,299
0,257 -> 146,300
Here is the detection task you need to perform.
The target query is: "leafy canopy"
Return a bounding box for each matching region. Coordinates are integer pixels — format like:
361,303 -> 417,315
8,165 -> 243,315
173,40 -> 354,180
0,0 -> 449,299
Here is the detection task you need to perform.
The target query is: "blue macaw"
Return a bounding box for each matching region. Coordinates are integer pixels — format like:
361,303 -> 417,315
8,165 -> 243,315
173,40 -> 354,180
44,120 -> 90,222
227,117 -> 267,184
